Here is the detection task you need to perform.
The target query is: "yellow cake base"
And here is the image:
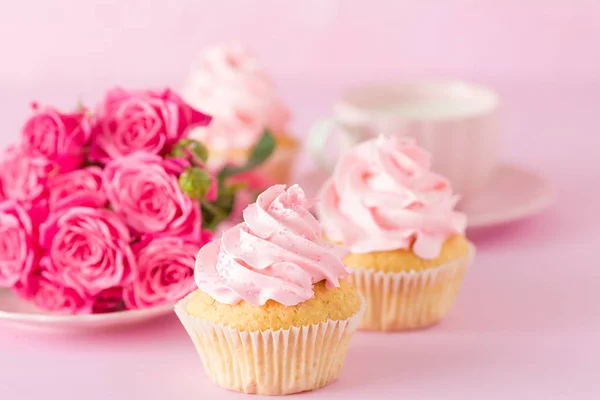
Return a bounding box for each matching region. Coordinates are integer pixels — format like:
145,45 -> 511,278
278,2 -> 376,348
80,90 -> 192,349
185,279 -> 362,331
343,234 -> 471,273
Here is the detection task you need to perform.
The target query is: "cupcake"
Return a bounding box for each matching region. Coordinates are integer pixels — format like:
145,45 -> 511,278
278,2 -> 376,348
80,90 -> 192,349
182,43 -> 298,184
317,135 -> 474,331
175,184 -> 364,395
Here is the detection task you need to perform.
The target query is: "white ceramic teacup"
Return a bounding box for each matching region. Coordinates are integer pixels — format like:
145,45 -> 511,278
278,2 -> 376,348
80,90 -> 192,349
308,80 -> 500,197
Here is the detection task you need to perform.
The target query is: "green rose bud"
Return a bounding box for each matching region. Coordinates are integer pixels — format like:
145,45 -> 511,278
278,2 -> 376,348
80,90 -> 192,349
179,167 -> 212,200
171,139 -> 209,164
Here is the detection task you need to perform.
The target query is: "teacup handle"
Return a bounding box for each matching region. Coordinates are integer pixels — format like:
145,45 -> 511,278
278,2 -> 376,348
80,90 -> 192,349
308,117 -> 343,172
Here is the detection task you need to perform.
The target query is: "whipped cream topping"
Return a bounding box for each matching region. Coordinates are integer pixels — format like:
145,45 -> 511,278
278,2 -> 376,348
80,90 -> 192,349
317,136 -> 466,259
182,43 -> 290,152
195,185 -> 350,306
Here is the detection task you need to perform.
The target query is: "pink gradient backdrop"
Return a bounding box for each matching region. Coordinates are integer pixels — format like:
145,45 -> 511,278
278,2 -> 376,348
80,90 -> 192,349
0,0 -> 599,142
1,0 -> 599,86
1,1 -> 599,399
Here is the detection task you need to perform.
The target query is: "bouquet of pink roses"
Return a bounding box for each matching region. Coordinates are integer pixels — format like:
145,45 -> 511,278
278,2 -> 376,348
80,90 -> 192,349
0,87 -> 275,314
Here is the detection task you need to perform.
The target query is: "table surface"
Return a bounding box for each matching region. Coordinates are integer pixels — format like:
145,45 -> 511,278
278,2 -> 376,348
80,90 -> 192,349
1,82 -> 599,400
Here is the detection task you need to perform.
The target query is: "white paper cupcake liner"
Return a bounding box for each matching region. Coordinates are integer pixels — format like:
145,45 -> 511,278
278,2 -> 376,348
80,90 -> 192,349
174,296 -> 365,395
349,246 -> 475,331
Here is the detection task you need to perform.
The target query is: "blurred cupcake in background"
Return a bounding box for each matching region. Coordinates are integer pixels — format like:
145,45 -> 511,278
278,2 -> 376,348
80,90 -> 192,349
317,135 -> 474,331
182,43 -> 299,185
175,184 -> 364,395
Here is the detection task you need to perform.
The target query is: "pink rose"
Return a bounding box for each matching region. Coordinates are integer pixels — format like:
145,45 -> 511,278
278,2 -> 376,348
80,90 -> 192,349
161,157 -> 192,176
90,87 -> 212,162
48,166 -> 106,211
124,236 -> 200,309
0,145 -> 53,220
103,152 -> 202,241
0,201 -> 36,287
21,103 -> 91,172
21,271 -> 93,314
206,171 -> 218,202
40,207 -> 137,296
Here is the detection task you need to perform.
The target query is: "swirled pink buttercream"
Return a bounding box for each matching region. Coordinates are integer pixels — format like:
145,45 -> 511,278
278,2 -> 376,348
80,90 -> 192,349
182,43 -> 290,152
317,136 -> 466,259
194,185 -> 350,306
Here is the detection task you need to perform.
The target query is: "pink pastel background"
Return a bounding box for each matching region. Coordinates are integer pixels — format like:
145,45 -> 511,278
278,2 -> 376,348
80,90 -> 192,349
1,1 -> 599,399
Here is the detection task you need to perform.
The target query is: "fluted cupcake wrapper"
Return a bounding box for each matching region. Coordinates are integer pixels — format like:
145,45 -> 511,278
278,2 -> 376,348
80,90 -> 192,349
349,246 -> 475,331
174,295 -> 365,395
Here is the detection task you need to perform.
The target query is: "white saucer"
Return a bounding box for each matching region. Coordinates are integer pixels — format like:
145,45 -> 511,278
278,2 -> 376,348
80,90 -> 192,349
0,289 -> 175,332
297,163 -> 554,229
458,163 -> 555,228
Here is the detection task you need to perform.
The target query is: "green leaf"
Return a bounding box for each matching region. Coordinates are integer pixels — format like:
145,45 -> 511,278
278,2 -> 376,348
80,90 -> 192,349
217,129 -> 275,183
200,181 -> 247,231
201,192 -> 235,231
245,129 -> 276,169
179,167 -> 212,200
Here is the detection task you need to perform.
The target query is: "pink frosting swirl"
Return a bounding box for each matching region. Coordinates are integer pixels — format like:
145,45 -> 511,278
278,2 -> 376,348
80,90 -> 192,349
182,43 -> 290,152
195,184 -> 350,306
317,136 -> 466,259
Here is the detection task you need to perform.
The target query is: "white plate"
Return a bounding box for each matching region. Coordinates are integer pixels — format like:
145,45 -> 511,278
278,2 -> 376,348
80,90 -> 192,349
297,163 -> 554,229
0,289 -> 175,332
458,163 -> 555,228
